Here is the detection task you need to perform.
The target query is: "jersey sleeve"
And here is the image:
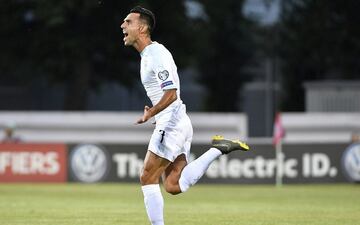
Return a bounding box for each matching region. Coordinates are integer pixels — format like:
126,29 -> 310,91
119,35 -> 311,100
152,55 -> 177,91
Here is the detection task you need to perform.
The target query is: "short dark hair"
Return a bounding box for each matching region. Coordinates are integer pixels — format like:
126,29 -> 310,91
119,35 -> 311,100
130,6 -> 156,34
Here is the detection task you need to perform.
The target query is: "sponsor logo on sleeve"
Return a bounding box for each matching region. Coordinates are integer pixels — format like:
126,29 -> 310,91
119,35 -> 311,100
158,70 -> 169,81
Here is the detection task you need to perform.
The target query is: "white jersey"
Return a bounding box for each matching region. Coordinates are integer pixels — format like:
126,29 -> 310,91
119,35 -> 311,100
140,42 -> 183,127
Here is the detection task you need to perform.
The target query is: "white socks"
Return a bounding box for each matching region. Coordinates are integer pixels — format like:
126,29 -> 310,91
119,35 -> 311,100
141,148 -> 222,225
178,148 -> 221,192
141,184 -> 164,225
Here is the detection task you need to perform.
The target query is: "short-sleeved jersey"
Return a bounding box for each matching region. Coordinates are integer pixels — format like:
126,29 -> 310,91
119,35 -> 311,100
140,42 -> 183,127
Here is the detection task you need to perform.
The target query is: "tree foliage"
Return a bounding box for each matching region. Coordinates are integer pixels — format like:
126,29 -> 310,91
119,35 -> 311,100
1,0 -> 137,109
278,0 -> 360,111
3,0 -> 357,112
196,0 -> 255,111
0,0 -> 197,110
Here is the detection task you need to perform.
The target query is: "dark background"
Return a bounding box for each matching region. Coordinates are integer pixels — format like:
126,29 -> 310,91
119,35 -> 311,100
1,0 -> 359,136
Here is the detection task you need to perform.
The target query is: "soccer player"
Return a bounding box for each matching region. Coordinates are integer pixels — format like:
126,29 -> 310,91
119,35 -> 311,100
121,6 -> 250,225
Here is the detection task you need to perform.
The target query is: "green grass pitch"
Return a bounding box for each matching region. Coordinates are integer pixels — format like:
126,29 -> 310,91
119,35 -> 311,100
0,183 -> 359,225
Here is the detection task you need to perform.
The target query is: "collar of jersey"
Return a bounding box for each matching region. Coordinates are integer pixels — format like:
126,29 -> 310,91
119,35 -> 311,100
140,41 -> 157,57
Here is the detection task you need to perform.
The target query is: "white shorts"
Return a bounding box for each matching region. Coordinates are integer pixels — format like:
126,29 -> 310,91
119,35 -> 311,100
148,110 -> 193,162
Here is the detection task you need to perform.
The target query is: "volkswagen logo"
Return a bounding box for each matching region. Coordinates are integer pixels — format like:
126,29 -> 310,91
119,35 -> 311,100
70,144 -> 110,183
342,143 -> 360,183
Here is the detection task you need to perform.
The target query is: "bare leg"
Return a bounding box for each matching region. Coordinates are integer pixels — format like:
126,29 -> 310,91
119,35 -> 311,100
140,150 -> 171,185
162,154 -> 187,195
140,151 -> 171,225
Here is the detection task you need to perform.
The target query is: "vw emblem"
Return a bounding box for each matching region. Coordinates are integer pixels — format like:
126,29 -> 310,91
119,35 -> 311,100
342,143 -> 360,183
70,144 -> 110,183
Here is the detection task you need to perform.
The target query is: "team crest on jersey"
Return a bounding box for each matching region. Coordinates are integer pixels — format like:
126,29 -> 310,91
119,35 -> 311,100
158,70 -> 169,81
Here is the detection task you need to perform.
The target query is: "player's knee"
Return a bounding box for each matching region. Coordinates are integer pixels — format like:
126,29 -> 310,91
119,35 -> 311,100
139,168 -> 150,185
165,186 -> 181,195
139,167 -> 160,185
164,181 -> 181,195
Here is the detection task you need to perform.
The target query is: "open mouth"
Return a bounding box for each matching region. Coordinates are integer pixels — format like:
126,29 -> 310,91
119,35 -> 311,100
123,32 -> 128,43
123,32 -> 128,39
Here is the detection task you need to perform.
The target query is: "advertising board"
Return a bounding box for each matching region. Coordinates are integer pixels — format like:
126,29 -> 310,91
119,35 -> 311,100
67,143 -> 354,184
0,143 -> 67,182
